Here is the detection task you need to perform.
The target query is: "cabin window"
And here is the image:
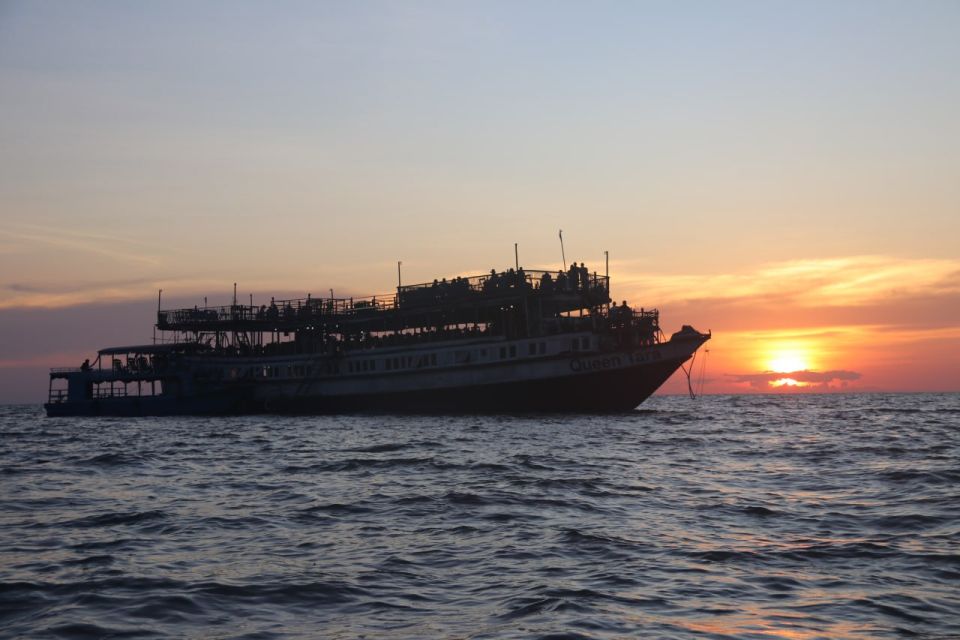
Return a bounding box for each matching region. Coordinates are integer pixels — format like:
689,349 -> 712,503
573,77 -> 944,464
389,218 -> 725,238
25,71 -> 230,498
509,345 -> 516,358
571,339 -> 579,352
528,343 -> 536,356
581,337 -> 590,349
500,347 -> 506,359
386,359 -> 392,370
431,353 -> 437,366
539,342 -> 546,355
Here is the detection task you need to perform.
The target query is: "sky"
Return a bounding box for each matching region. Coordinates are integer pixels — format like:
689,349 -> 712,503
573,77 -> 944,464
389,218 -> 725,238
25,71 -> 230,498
1,0 -> 958,402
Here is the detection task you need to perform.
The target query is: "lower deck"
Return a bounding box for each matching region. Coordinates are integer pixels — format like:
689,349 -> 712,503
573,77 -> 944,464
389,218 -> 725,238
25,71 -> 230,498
45,330 -> 709,416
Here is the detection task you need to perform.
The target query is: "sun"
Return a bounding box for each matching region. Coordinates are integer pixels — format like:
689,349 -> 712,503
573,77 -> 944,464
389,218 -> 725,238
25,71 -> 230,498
766,347 -> 812,373
771,377 -> 802,387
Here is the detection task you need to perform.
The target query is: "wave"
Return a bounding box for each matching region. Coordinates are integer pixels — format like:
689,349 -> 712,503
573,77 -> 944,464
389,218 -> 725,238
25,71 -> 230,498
296,502 -> 373,516
282,456 -> 446,473
62,510 -> 169,529
78,452 -> 157,467
43,622 -> 155,639
879,469 -> 960,485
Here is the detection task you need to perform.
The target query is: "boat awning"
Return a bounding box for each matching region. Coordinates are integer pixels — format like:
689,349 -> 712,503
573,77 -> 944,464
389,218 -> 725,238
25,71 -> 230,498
97,343 -> 208,356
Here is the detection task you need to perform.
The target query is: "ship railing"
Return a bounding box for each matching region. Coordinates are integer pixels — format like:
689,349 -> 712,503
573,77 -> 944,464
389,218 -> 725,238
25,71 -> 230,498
49,367 -> 83,374
93,385 -> 129,399
397,269 -> 609,307
600,306 -> 661,345
156,268 -> 611,329
158,293 -> 401,328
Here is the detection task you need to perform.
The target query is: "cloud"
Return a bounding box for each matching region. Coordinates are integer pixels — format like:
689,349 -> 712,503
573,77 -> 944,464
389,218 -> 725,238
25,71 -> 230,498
0,225 -> 168,267
727,369 -> 862,390
4,277 -> 163,295
0,277 -> 184,309
614,255 -> 960,308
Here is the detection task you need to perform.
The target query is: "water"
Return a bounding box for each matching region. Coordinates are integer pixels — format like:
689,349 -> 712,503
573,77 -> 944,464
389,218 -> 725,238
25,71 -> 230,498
1,394 -> 958,639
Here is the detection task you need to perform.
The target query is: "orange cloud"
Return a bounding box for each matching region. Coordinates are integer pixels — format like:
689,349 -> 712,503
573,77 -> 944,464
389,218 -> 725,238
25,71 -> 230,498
615,255 -> 960,308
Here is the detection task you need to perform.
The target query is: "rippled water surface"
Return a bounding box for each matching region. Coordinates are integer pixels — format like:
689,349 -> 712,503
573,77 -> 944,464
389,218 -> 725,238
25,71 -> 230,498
2,394 -> 958,639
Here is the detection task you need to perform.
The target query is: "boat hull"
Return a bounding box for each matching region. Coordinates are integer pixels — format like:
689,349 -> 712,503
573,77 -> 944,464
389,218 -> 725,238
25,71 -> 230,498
274,355 -> 687,413
44,335 -> 706,416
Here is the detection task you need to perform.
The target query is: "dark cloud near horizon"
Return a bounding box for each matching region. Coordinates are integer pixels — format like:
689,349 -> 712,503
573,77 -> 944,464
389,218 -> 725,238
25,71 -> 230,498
728,369 -> 862,389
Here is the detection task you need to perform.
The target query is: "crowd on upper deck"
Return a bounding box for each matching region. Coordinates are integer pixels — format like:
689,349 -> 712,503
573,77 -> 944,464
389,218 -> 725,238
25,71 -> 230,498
161,265 -> 609,330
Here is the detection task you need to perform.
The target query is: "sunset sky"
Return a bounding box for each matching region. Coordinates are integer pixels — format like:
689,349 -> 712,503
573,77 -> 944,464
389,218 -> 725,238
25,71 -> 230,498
1,1 -> 958,402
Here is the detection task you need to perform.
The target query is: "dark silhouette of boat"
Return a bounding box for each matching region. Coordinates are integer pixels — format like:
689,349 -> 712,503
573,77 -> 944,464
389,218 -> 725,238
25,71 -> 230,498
45,265 -> 709,415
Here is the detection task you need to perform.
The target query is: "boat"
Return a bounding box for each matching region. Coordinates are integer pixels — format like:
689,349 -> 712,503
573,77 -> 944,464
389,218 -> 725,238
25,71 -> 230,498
44,265 -> 710,415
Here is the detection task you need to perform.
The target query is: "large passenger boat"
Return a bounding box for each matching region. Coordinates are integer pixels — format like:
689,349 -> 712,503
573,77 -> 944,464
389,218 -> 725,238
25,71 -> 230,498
45,265 -> 709,415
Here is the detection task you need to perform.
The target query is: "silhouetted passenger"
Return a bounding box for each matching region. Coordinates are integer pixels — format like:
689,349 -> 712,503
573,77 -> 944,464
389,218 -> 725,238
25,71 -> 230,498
540,271 -> 554,293
80,359 -> 90,372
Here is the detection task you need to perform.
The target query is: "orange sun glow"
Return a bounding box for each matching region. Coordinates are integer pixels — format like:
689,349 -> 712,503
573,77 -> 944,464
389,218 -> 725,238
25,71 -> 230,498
762,343 -> 819,388
766,349 -> 812,374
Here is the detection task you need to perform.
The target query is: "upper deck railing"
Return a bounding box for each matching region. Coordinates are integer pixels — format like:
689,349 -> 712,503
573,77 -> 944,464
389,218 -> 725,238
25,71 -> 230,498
157,268 -> 610,331
397,269 -> 607,306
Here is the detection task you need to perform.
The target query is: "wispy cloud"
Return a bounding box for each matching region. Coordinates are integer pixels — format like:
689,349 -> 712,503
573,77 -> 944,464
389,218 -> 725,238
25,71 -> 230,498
615,255 -> 960,307
0,276 -> 186,309
0,225 -> 170,267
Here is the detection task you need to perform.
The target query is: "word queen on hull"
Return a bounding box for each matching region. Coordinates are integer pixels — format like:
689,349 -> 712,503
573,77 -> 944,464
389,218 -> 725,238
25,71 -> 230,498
46,265 -> 710,416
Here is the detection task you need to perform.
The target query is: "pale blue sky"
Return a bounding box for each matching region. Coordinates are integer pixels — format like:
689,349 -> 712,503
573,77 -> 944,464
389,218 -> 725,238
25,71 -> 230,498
2,1 -> 957,296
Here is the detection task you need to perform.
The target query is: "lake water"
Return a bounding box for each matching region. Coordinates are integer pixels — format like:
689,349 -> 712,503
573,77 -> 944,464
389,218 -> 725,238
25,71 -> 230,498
1,393 -> 958,638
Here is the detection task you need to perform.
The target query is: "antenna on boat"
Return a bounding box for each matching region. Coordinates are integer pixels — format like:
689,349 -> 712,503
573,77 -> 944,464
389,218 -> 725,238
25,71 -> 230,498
155,289 -> 162,345
514,243 -> 519,271
397,261 -> 402,289
233,283 -> 237,306
604,251 -> 609,279
559,229 -> 566,270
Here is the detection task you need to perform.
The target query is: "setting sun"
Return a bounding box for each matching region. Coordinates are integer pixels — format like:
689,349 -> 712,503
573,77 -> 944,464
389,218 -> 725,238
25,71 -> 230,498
767,349 -> 812,373
771,377 -> 808,388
